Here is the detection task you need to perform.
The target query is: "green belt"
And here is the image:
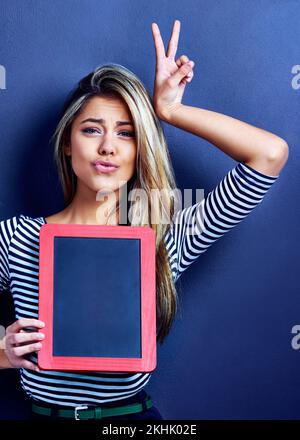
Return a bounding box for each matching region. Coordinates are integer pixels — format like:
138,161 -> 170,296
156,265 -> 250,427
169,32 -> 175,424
32,396 -> 153,420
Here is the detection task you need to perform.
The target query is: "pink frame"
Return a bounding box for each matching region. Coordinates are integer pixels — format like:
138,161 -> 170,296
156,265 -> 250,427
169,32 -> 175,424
38,224 -> 156,372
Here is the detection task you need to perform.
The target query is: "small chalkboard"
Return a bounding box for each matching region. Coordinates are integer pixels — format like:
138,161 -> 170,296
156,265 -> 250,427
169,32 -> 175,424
38,224 -> 156,373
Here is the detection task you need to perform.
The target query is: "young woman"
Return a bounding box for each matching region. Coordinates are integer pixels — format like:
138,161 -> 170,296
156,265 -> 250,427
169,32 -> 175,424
0,20 -> 288,420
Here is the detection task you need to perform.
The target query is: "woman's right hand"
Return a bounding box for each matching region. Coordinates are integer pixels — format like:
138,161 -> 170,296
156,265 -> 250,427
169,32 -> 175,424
3,318 -> 45,372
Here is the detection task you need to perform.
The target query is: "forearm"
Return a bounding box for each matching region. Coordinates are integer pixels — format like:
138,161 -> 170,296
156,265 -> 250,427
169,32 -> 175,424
160,104 -> 289,175
0,338 -> 12,369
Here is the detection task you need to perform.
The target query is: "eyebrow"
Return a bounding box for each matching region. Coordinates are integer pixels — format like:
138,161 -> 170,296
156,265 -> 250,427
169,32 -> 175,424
80,118 -> 134,127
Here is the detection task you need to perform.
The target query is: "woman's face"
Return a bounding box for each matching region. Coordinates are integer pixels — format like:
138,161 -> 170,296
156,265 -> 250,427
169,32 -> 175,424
65,95 -> 137,198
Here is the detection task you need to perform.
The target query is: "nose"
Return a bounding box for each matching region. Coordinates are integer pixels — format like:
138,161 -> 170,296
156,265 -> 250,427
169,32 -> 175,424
98,132 -> 116,156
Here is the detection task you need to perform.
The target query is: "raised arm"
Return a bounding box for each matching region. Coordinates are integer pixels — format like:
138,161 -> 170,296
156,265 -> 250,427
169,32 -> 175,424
151,19 -> 289,175
165,161 -> 279,282
152,20 -> 288,282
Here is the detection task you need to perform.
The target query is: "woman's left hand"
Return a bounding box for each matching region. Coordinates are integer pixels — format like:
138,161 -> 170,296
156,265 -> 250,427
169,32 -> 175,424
151,19 -> 195,121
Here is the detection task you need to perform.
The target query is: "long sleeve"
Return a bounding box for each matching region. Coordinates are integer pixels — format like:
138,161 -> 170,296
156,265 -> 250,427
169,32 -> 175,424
165,162 -> 279,282
0,215 -> 19,293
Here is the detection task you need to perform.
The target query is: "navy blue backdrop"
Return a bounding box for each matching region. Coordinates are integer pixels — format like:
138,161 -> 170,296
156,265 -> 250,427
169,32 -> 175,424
0,0 -> 299,420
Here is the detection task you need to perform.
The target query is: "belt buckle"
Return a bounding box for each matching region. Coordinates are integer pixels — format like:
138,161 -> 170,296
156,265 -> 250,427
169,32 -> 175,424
75,405 -> 88,420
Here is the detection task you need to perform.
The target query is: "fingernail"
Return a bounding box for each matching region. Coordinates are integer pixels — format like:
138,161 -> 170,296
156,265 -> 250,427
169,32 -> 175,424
188,61 -> 194,67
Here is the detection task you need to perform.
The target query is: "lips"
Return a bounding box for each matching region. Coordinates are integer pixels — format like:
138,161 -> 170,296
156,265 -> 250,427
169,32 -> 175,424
93,160 -> 119,174
93,160 -> 119,168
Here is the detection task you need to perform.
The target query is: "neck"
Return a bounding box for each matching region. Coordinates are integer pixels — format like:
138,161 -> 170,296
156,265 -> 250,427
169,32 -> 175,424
64,186 -> 121,225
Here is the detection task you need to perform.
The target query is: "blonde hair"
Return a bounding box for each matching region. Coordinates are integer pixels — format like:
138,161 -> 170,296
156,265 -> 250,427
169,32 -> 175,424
50,63 -> 180,344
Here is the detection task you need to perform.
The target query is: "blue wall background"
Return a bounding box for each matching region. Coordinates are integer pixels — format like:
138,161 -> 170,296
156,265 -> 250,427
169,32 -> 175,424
0,0 -> 299,420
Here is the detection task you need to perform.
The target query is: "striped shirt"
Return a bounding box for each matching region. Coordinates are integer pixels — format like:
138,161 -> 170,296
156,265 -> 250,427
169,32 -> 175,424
0,162 -> 278,406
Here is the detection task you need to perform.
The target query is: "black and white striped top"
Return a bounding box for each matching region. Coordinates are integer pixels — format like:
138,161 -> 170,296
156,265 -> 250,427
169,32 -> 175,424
0,162 -> 279,406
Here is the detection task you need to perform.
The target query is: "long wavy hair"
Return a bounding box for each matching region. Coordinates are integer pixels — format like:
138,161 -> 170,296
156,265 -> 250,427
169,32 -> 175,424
50,63 -> 181,344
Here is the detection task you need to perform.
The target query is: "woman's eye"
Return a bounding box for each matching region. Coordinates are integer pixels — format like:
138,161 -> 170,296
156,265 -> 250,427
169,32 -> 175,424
82,128 -> 99,134
119,131 -> 135,138
82,128 -> 135,138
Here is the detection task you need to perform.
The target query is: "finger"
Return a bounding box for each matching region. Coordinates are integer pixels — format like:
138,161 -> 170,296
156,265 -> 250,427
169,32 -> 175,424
9,332 -> 45,346
181,61 -> 195,78
21,360 -> 40,372
185,69 -> 194,83
151,22 -> 166,64
166,19 -> 180,60
176,55 -> 190,68
169,62 -> 193,87
186,69 -> 194,79
8,319 -> 45,334
12,342 -> 42,357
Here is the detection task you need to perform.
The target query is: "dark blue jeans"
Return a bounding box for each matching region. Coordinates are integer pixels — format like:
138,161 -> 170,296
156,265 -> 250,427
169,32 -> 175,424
30,390 -> 164,421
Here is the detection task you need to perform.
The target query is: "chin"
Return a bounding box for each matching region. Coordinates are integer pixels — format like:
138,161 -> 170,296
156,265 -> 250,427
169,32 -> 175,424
95,188 -> 118,197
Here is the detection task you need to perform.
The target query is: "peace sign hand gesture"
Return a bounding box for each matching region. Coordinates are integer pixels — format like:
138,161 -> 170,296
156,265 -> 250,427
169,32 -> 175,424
151,19 -> 195,121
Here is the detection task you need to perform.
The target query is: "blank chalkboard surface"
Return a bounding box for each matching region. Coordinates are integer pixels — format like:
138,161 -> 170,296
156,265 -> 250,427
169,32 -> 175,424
38,224 -> 156,373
